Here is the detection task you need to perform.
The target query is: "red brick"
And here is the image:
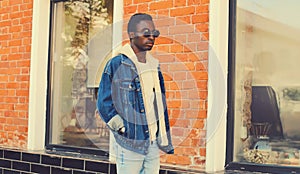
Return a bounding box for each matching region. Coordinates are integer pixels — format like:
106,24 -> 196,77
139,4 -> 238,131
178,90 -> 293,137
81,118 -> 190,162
10,12 -> 23,19
176,16 -> 191,24
166,155 -> 191,165
188,0 -> 202,5
149,1 -> 173,10
8,54 -> 22,60
196,5 -> 209,13
22,37 -> 31,45
17,60 -> 30,67
174,34 -> 187,43
4,125 -> 18,131
169,63 -> 187,71
176,53 -> 189,62
192,14 -> 209,23
199,147 -> 206,156
23,23 -> 32,31
157,9 -> 169,16
9,0 -> 22,5
8,39 -> 21,46
183,43 -> 197,52
195,62 -> 206,71
6,68 -> 21,74
188,33 -> 201,42
124,0 -> 133,6
191,71 -> 208,80
133,0 -> 151,3
6,83 -> 19,89
169,25 -> 194,35
174,0 -> 187,7
173,72 -> 187,80
13,118 -> 27,125
12,5 -> 20,12
169,81 -> 179,90
155,18 -> 175,27
16,75 -> 29,81
155,37 -> 174,44
124,5 -> 137,15
193,157 -> 206,165
201,0 -> 209,4
193,119 -> 205,129
182,80 -> 197,90
16,90 -> 28,96
15,104 -> 28,111
170,44 -> 184,53
197,42 -> 208,51
0,20 -> 12,27
20,4 -> 33,11
5,97 -> 18,103
167,100 -> 181,108
175,147 -> 198,156
0,47 -> 10,54
23,10 -> 32,17
137,4 -> 148,12
173,119 -> 190,128
201,32 -> 209,41
195,23 -> 208,32
172,127 -> 184,136
170,6 -> 195,17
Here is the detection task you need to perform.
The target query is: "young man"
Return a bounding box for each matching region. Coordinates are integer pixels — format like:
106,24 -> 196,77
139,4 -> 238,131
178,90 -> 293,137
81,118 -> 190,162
97,13 -> 174,174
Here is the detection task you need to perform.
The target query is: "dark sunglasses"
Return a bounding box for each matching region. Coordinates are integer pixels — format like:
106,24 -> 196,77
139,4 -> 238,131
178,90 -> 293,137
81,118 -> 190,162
135,28 -> 160,38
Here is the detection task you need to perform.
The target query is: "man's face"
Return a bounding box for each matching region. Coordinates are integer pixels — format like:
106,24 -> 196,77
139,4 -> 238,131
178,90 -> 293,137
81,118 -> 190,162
131,20 -> 158,53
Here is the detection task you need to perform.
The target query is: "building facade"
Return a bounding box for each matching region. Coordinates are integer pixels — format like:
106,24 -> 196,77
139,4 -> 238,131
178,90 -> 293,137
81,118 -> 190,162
1,0 -> 300,173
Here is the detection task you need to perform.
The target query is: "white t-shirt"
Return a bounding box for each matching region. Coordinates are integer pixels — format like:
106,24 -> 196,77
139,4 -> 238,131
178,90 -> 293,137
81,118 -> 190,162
137,61 -> 158,141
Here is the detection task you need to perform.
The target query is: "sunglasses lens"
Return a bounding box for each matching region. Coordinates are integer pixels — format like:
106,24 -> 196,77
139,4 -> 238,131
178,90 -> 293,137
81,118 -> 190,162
153,30 -> 160,38
138,29 -> 160,38
143,31 -> 151,37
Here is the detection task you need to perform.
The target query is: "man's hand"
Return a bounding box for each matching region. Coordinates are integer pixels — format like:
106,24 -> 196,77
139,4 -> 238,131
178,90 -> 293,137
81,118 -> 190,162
107,115 -> 125,133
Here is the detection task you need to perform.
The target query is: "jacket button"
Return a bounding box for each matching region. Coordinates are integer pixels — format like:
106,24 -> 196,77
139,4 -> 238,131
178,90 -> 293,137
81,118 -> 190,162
145,130 -> 149,133
141,109 -> 144,112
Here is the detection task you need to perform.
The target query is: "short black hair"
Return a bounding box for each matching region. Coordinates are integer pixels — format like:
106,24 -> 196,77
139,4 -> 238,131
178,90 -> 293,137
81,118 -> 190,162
127,13 -> 153,34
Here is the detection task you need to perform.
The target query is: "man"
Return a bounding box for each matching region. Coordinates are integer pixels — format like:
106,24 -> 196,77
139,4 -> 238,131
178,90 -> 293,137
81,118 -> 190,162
97,13 -> 174,174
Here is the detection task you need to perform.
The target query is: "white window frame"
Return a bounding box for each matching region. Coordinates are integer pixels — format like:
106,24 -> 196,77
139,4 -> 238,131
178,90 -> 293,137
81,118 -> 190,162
206,0 -> 229,172
28,0 -> 123,152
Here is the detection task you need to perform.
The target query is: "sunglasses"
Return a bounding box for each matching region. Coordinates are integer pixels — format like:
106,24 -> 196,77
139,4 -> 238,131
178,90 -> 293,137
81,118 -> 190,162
135,28 -> 160,38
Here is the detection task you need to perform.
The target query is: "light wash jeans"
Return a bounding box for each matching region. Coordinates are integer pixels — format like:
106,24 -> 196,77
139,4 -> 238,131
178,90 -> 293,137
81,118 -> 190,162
114,140 -> 160,174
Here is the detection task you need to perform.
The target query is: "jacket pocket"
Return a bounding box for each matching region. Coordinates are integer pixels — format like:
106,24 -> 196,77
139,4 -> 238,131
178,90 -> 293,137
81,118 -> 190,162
120,80 -> 136,104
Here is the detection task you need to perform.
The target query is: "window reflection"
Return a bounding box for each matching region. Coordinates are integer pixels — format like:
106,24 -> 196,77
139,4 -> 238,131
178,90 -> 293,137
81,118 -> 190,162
49,0 -> 113,152
234,0 -> 300,166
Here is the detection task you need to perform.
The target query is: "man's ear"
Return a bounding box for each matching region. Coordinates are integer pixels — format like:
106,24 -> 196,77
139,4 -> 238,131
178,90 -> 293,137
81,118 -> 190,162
129,32 -> 135,39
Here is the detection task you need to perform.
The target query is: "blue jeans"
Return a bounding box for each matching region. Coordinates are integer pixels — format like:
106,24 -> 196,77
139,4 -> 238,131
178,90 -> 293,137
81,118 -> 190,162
114,140 -> 160,174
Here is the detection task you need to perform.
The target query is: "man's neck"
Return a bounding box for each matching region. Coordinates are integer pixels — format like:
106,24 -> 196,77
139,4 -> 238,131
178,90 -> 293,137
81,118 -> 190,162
131,44 -> 147,63
136,52 -> 146,63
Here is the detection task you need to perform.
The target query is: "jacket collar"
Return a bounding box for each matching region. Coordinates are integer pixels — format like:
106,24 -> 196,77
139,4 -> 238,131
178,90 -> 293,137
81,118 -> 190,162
118,43 -> 159,67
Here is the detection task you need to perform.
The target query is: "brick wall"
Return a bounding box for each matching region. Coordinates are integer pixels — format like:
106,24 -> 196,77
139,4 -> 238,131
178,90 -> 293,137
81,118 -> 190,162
0,0 -> 33,148
123,0 -> 209,170
0,0 -> 209,171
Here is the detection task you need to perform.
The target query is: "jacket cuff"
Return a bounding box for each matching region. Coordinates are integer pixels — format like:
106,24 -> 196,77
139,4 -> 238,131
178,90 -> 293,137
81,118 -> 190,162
107,114 -> 124,131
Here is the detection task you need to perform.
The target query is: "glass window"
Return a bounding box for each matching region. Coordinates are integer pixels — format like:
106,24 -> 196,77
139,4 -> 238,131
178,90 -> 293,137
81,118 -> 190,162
47,0 -> 113,154
233,0 -> 300,166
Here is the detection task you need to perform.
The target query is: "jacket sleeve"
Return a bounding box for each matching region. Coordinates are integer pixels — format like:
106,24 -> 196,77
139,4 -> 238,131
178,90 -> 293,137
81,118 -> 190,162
97,60 -> 119,124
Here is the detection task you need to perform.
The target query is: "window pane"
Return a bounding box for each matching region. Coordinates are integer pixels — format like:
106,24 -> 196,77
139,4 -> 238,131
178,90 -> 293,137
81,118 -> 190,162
49,0 -> 113,152
234,0 -> 300,166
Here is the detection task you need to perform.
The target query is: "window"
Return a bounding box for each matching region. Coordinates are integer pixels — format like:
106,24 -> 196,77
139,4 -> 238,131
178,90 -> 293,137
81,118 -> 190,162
47,0 -> 113,156
228,0 -> 300,172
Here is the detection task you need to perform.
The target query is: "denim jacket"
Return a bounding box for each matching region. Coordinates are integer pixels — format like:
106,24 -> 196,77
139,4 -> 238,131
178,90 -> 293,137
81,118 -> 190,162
97,51 -> 174,155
